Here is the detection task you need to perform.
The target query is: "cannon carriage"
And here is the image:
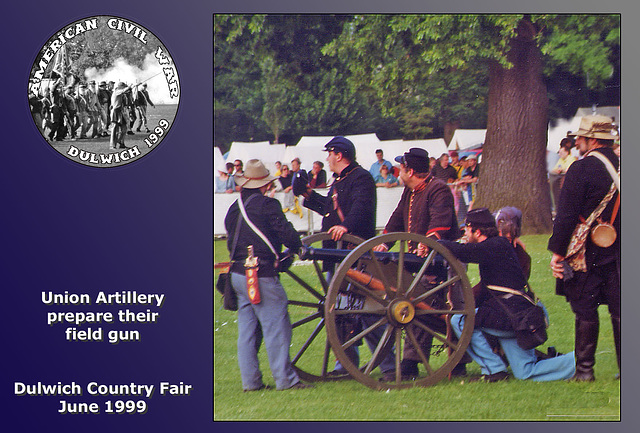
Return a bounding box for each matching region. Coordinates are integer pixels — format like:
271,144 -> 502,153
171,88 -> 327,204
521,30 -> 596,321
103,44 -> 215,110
283,231 -> 475,390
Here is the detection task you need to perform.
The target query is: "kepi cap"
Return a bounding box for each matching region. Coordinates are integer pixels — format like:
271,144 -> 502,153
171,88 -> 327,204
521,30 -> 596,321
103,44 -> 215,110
324,136 -> 355,158
395,148 -> 430,173
465,208 -> 496,228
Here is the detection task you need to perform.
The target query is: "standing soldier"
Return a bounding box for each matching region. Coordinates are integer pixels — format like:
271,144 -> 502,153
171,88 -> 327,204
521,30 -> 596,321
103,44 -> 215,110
48,79 -> 66,141
97,81 -> 111,137
294,136 -> 395,377
134,83 -> 155,133
86,80 -> 100,138
109,82 -> 132,149
297,136 -> 376,244
28,90 -> 45,135
62,85 -> 79,139
75,83 -> 91,139
548,115 -> 620,381
224,159 -> 311,391
125,85 -> 137,135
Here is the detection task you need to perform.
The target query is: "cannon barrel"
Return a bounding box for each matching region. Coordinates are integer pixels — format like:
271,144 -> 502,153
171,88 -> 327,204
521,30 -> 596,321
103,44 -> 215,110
299,246 -> 426,269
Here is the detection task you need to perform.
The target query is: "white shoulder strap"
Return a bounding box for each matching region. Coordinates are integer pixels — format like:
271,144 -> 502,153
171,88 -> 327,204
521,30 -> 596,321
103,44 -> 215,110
589,151 -> 620,192
237,196 -> 279,258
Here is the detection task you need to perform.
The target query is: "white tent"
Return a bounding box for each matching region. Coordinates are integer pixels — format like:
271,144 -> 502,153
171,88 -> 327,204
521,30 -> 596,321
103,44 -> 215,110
547,106 -> 620,152
447,129 -> 486,151
225,141 -> 286,173
282,145 -> 328,173
403,138 -> 449,159
286,133 -> 382,172
547,117 -> 582,153
295,136 -> 335,147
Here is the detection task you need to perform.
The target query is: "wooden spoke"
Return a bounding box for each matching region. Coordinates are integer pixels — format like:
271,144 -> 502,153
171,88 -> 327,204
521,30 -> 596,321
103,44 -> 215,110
405,249 -> 437,298
344,275 -> 388,306
285,270 -> 325,302
405,326 -> 434,375
291,311 -> 323,329
362,324 -> 394,375
411,275 -> 461,305
291,318 -> 325,364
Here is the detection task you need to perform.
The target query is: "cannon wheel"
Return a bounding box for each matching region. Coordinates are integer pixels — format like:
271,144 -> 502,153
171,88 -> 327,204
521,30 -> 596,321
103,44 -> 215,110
325,232 -> 475,390
284,232 -> 364,382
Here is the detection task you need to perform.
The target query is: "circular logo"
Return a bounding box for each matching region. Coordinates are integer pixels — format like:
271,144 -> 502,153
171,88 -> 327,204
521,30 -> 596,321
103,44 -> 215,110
27,16 -> 180,167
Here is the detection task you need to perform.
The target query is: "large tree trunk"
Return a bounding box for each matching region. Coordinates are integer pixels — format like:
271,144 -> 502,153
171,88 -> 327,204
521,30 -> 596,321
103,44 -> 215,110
475,20 -> 553,234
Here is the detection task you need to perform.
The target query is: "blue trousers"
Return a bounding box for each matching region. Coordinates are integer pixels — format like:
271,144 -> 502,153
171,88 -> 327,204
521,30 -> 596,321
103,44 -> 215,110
231,272 -> 301,390
451,312 -> 575,381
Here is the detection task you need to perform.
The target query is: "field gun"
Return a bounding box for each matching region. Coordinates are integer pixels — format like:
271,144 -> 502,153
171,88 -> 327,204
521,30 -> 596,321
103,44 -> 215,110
281,231 -> 476,390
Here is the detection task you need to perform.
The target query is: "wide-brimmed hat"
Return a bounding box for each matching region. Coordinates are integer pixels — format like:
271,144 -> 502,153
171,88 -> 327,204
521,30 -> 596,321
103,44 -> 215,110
394,148 -> 430,173
116,82 -> 127,90
235,159 -> 276,189
568,115 -> 618,140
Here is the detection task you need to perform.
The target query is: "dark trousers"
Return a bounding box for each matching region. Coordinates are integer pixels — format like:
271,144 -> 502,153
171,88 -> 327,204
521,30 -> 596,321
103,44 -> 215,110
563,260 -> 620,321
562,259 -> 620,378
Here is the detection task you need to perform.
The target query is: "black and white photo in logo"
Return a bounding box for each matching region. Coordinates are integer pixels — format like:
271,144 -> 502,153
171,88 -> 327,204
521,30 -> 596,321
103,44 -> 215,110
28,16 -> 180,167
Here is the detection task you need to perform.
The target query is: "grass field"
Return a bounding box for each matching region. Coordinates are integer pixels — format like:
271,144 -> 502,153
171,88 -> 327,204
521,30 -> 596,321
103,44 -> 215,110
213,234 -> 620,421
43,104 -> 178,167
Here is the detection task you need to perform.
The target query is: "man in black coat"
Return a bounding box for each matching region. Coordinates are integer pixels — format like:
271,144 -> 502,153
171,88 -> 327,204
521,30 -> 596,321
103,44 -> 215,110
442,208 -> 576,382
295,136 -> 393,376
298,136 -> 376,245
548,115 -> 620,381
373,147 -> 465,379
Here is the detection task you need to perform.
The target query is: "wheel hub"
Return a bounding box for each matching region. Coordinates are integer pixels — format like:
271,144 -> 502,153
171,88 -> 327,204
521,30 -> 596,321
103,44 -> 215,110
388,298 -> 415,325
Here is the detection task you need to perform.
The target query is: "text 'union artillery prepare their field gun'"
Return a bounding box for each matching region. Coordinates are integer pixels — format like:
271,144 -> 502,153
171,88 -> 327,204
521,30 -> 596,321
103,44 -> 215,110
281,231 -> 475,390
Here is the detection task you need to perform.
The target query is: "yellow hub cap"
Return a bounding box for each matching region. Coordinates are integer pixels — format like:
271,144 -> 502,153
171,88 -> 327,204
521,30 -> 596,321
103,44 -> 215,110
391,300 -> 415,324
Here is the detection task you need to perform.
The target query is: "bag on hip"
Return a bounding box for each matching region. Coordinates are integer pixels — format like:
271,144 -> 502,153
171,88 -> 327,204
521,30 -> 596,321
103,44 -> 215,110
216,270 -> 238,311
511,302 -> 548,350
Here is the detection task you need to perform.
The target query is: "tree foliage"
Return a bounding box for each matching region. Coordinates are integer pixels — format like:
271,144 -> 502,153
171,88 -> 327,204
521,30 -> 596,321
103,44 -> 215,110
60,22 -> 159,77
213,14 -> 620,232
214,14 -> 395,150
319,14 -> 619,232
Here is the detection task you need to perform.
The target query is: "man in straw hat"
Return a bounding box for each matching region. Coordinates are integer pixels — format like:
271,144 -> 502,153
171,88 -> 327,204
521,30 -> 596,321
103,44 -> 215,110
548,115 -> 620,381
224,159 -> 312,391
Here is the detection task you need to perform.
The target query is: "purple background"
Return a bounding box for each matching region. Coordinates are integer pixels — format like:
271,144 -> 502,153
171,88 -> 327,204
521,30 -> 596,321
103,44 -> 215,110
2,1 -> 638,432
3,2 -> 213,431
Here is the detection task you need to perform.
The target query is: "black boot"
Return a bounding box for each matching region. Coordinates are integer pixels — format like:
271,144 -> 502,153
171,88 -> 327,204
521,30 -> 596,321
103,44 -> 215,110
611,316 -> 621,379
570,318 -> 599,381
399,359 -> 419,380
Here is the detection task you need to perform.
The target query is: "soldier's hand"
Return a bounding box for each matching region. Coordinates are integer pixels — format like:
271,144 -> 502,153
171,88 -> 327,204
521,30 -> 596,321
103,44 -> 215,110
373,243 -> 389,253
550,253 -> 565,279
292,170 -> 309,196
415,243 -> 430,257
327,225 -> 348,241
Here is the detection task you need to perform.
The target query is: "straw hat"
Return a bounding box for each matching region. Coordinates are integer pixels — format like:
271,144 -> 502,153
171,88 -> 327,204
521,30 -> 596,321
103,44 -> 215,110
568,115 -> 618,140
235,159 -> 276,189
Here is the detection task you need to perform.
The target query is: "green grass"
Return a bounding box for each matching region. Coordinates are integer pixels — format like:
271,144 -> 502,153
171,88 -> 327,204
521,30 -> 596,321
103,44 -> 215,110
213,235 -> 620,421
